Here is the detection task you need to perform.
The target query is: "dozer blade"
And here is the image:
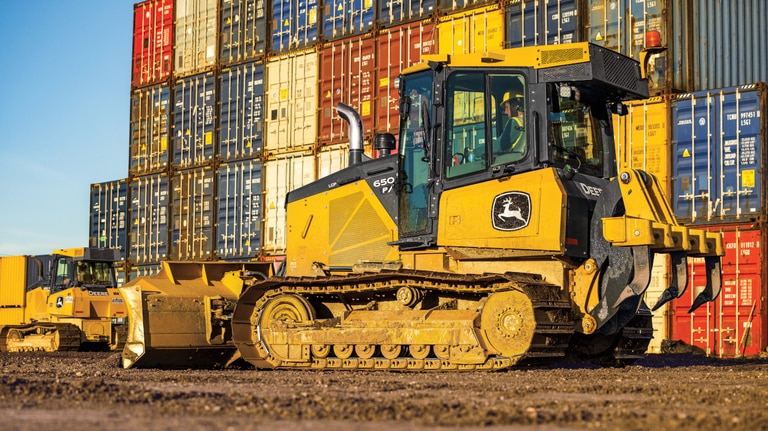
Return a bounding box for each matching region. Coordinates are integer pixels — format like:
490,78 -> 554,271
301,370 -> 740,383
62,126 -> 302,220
120,261 -> 272,369
652,251 -> 688,311
688,256 -> 722,313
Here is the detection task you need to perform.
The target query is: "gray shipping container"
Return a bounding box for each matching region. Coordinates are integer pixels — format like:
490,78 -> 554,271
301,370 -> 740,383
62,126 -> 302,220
129,174 -> 169,264
170,166 -> 215,261
89,179 -> 129,260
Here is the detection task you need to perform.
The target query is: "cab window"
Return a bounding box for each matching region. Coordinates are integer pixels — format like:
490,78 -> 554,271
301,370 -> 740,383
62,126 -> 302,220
445,72 -> 527,179
549,85 -> 604,176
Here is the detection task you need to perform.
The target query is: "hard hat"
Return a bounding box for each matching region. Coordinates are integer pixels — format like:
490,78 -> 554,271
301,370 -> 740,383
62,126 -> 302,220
500,91 -> 523,107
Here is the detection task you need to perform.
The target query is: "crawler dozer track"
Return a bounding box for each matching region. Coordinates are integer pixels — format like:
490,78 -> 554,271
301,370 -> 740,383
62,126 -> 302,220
0,323 -> 82,352
232,270 -> 574,371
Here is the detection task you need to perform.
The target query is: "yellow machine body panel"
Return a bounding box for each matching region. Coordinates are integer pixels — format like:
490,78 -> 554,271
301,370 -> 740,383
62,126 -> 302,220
438,168 -> 565,254
284,178 -> 399,277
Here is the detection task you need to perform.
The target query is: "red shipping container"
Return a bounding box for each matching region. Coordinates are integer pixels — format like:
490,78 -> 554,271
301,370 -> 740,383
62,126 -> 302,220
318,35 -> 376,146
673,225 -> 767,357
132,0 -> 174,89
374,19 -> 437,135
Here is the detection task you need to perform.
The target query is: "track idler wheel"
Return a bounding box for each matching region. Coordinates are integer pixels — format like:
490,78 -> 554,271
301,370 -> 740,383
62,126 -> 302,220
479,290 -> 536,358
258,294 -> 315,363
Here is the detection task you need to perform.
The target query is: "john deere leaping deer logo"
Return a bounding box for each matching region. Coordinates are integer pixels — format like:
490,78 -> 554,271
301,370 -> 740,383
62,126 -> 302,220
492,192 -> 531,231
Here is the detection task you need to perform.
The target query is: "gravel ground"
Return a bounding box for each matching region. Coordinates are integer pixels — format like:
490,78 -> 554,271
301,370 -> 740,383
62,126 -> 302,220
1,351 -> 767,431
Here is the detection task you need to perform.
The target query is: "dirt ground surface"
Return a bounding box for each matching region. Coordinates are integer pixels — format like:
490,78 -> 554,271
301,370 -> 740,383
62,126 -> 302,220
1,351 -> 767,431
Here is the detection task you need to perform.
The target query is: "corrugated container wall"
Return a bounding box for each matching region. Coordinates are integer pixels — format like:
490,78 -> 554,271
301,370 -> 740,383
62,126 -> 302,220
130,83 -> 170,176
217,159 -> 263,260
673,225 -> 767,357
219,61 -> 265,161
437,3 -> 505,55
129,264 -> 162,281
317,143 -> 349,179
643,254 -> 671,354
613,96 -> 672,198
672,84 -> 765,225
219,0 -> 267,65
378,0 -> 437,28
689,0 -> 768,91
132,0 -> 174,89
175,0 -> 218,77
375,19 -> 437,135
438,0 -> 496,12
170,167 -> 215,260
586,0 -> 670,93
265,49 -> 319,154
263,151 -> 316,255
173,72 -> 216,168
129,174 -> 169,264
504,0 -> 579,47
321,0 -> 375,41
319,35 -> 376,145
272,0 -> 319,53
89,179 -> 129,260
0,256 -> 28,324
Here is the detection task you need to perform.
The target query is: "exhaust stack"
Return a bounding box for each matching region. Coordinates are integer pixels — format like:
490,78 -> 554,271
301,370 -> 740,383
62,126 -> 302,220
336,102 -> 363,166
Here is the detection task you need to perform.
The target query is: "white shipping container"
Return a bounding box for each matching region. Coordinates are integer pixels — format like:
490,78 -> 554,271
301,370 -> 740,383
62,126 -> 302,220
643,254 -> 671,354
265,49 -> 319,154
317,143 -> 348,179
175,0 -> 218,77
263,151 -> 316,254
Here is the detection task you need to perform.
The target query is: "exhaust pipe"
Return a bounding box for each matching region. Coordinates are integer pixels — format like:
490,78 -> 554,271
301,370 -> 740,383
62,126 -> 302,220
336,102 -> 363,166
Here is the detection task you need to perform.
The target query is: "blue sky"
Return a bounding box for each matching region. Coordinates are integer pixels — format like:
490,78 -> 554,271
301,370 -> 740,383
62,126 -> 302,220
0,2 -> 133,256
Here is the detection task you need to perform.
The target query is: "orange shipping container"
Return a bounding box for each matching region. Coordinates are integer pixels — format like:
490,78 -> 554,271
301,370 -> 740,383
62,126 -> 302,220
673,224 -> 767,357
374,19 -> 437,135
318,35 -> 376,146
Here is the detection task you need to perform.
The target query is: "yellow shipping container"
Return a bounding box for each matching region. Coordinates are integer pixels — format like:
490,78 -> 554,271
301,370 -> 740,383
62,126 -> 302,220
613,96 -> 671,199
0,256 -> 27,324
437,3 -> 504,55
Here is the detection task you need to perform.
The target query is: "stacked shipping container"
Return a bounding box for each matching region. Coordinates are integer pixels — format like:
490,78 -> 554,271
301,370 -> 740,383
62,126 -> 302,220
88,0 -> 768,354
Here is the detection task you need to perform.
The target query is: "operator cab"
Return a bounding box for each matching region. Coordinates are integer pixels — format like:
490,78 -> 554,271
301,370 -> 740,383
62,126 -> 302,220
395,54 -> 627,249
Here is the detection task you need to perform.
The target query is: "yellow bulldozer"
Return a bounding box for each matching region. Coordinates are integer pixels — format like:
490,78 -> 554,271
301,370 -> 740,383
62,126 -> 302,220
0,247 -> 126,352
121,42 -> 723,370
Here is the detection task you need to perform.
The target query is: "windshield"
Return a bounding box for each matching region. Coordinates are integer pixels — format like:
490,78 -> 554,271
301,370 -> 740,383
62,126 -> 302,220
76,261 -> 113,286
549,85 -> 604,176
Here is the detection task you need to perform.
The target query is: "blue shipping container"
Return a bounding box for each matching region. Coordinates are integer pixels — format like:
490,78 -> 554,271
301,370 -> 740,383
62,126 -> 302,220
220,0 -> 268,64
173,72 -> 216,168
505,0 -> 579,47
322,0 -> 375,41
217,159 -> 263,260
130,174 -> 169,264
219,61 -> 265,161
672,83 -> 765,225
689,0 -> 768,91
89,179 -> 129,260
378,0 -> 436,28
272,0 -> 319,52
